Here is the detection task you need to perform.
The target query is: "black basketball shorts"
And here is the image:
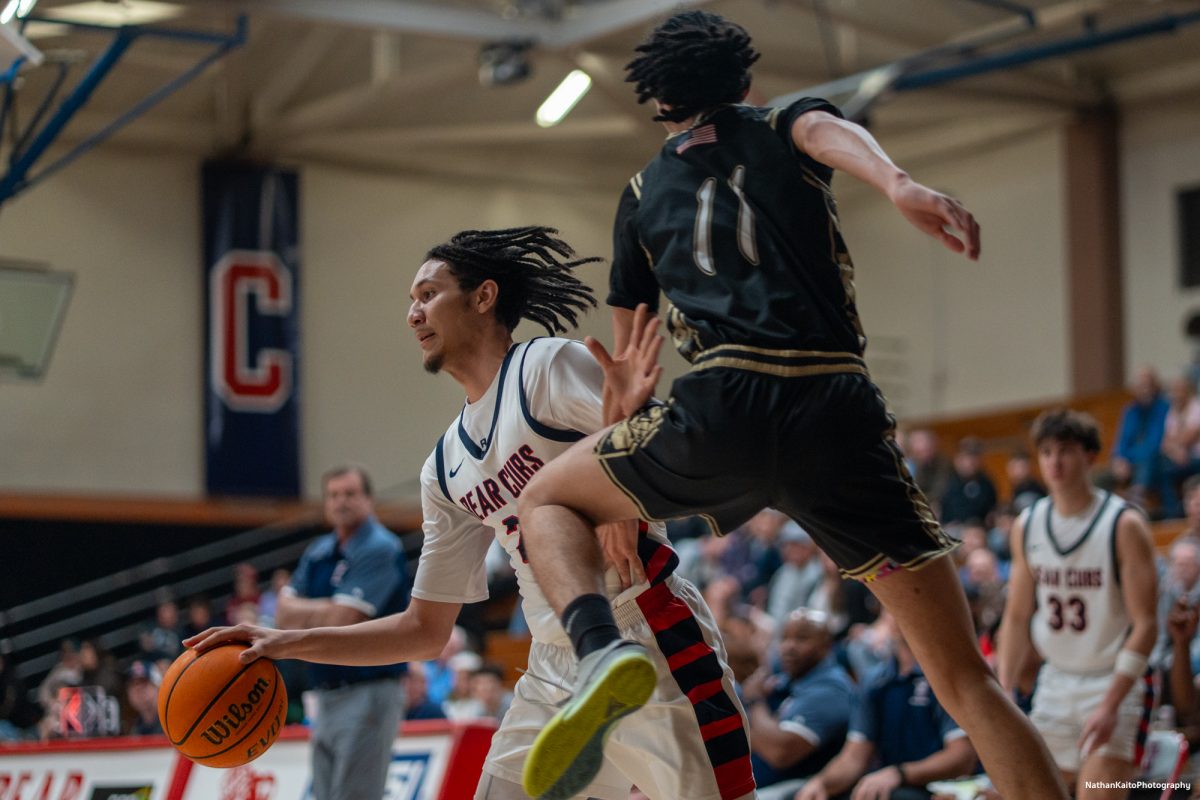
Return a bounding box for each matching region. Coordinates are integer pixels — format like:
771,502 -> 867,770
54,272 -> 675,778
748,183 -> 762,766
595,365 -> 957,582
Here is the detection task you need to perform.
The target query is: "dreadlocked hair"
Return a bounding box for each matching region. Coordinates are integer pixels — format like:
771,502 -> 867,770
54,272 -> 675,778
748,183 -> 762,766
426,226 -> 600,335
625,11 -> 760,123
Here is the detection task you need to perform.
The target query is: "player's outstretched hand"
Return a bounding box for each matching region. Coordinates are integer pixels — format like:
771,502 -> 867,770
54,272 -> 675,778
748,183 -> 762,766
586,303 -> 663,420
183,624 -> 294,665
597,519 -> 646,589
889,176 -> 981,260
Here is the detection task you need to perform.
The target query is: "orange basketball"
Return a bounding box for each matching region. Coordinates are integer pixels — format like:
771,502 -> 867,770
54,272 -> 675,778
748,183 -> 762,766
157,644 -> 287,768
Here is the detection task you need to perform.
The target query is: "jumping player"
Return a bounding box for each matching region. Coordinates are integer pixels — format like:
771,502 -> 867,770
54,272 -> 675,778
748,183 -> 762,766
997,409 -> 1157,799
187,227 -> 756,800
513,11 -> 1069,800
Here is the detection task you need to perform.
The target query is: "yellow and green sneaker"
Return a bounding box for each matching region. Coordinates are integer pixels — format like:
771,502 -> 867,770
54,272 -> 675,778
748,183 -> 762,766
522,640 -> 657,799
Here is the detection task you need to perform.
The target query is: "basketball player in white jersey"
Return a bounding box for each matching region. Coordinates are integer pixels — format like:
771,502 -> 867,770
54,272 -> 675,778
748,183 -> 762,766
997,409 -> 1157,799
187,226 -> 756,800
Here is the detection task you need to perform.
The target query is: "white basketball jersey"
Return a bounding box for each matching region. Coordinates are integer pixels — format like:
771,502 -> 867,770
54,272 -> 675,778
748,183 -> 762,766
410,338 -> 676,647
1023,489 -> 1131,674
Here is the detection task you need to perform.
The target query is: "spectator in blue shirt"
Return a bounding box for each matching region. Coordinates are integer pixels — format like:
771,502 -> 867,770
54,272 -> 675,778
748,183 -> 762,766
795,632 -> 977,800
1112,366 -> 1174,515
280,465 -> 410,800
745,609 -> 853,800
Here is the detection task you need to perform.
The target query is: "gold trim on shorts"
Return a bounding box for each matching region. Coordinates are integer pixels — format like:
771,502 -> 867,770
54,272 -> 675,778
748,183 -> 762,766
689,343 -> 867,379
595,405 -> 726,537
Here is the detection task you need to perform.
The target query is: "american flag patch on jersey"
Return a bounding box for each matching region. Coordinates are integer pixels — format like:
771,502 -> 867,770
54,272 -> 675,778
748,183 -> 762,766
676,123 -> 717,153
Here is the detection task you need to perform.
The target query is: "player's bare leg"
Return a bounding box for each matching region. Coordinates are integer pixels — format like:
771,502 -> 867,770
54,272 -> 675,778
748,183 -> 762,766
516,429 -> 657,799
867,556 -> 1069,800
518,428 -> 640,609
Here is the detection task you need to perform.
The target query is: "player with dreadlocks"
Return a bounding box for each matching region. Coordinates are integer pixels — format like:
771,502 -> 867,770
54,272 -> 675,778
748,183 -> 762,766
515,10 -> 1069,800
186,225 -> 757,800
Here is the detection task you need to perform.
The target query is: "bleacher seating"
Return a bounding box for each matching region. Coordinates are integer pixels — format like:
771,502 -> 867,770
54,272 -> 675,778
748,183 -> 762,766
483,633 -> 532,687
906,388 -> 1130,502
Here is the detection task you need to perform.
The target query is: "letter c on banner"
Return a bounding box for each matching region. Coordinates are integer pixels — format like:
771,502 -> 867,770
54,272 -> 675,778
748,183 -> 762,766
210,250 -> 293,413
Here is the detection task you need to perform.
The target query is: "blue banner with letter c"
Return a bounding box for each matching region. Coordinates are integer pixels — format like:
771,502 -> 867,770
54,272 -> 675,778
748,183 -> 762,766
203,161 -> 301,497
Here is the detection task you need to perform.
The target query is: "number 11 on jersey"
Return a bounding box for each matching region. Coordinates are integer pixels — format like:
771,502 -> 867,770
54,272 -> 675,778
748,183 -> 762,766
692,164 -> 759,276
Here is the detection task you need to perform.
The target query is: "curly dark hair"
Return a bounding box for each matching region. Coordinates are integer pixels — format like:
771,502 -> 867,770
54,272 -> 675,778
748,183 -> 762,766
426,226 -> 600,335
625,10 -> 760,123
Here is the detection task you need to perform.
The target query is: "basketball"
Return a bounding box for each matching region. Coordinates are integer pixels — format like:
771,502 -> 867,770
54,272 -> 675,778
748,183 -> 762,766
157,644 -> 287,768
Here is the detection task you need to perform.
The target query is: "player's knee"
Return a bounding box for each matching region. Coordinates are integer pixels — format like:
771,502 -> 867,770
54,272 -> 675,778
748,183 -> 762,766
515,481 -> 546,522
515,463 -> 565,521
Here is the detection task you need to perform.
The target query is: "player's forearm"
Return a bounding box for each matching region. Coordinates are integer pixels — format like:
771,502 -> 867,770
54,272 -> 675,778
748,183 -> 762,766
1097,672 -> 1137,717
1099,624 -> 1155,712
994,616 -> 1031,692
277,595 -> 362,629
273,611 -> 444,666
275,594 -> 322,629
1122,618 -> 1157,661
747,705 -> 815,768
794,114 -> 909,200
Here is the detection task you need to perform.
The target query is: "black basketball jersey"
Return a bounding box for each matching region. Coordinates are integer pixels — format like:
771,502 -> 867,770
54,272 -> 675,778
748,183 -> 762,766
608,98 -> 868,371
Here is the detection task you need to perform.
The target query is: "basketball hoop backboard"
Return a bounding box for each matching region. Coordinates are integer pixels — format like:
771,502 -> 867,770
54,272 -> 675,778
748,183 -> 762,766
0,261 -> 72,381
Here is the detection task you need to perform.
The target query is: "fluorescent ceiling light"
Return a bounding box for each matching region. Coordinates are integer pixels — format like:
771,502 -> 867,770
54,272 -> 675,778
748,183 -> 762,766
1,0 -> 37,25
42,0 -> 184,26
535,69 -> 592,128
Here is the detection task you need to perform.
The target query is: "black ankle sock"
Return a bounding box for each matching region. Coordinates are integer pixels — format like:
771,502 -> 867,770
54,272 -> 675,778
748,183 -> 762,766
562,593 -> 621,660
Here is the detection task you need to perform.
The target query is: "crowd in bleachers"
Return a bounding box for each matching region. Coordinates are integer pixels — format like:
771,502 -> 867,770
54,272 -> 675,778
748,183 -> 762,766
7,365 -> 1200,796
0,565 -> 301,741
0,558 -> 519,743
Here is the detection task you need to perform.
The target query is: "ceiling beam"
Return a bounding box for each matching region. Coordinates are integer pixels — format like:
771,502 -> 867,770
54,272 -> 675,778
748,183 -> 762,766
215,0 -> 713,50
1112,55 -> 1200,103
258,60 -> 475,141
541,0 -> 710,48
219,0 -> 545,42
45,110 -> 218,152
274,141 -> 630,193
284,116 -> 640,152
371,30 -> 403,85
250,25 -> 342,130
861,107 -> 1069,174
213,53 -> 248,150
775,0 -> 936,52
943,0 -> 1131,47
771,0 -> 1137,111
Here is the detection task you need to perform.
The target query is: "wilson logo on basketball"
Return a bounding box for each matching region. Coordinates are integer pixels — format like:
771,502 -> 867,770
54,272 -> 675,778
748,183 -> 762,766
199,676 -> 271,746
158,644 -> 287,768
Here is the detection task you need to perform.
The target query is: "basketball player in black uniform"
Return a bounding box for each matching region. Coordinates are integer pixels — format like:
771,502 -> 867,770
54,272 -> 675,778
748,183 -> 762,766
516,10 -> 1068,800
